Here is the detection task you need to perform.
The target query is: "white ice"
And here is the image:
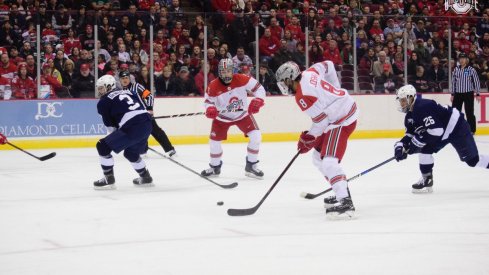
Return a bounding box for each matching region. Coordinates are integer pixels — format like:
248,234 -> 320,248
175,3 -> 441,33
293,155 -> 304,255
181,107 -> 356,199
1,138 -> 489,275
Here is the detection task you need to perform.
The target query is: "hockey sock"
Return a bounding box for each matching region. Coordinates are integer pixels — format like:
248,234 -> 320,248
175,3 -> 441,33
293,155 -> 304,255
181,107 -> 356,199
130,158 -> 147,175
320,157 -> 349,200
246,130 -> 261,163
209,139 -> 223,166
419,154 -> 434,174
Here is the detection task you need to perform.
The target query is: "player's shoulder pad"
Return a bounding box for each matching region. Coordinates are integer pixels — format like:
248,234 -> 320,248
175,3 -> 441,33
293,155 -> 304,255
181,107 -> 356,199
294,82 -> 317,111
232,73 -> 251,86
206,78 -> 224,97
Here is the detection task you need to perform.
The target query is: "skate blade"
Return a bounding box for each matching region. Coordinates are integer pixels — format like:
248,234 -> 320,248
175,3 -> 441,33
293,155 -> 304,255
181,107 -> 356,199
412,187 -> 433,194
245,172 -> 264,179
323,203 -> 336,209
133,182 -> 155,187
326,210 -> 355,220
94,184 -> 116,190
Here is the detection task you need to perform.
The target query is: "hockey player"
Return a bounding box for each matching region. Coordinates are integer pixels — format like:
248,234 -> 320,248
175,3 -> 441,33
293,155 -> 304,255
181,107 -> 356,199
201,58 -> 266,178
394,84 -> 489,193
93,75 -> 153,190
275,60 -> 358,219
119,70 -> 176,157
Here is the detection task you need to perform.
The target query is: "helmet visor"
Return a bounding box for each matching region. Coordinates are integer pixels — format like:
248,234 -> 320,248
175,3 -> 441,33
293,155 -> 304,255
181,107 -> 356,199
277,81 -> 290,95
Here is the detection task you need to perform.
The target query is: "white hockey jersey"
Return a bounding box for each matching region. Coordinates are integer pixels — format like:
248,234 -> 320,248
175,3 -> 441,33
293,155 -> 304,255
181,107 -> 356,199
296,61 -> 358,137
205,74 -> 266,122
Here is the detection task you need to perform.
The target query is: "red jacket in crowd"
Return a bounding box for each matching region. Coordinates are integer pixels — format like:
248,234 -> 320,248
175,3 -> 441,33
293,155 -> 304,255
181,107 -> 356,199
259,35 -> 281,57
211,0 -> 233,12
37,75 -> 62,99
11,76 -> 36,99
323,48 -> 342,65
0,63 -> 17,80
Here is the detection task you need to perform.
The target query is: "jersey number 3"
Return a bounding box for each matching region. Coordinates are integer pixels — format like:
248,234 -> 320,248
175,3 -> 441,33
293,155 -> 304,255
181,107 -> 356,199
119,94 -> 141,110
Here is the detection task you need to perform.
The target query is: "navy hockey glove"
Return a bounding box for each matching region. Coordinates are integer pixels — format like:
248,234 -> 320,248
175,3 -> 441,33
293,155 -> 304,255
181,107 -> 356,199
394,142 -> 407,161
407,136 -> 426,155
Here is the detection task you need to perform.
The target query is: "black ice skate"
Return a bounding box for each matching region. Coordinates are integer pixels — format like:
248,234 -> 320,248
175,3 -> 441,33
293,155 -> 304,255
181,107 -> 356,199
323,195 -> 338,209
201,161 -> 222,177
325,197 -> 355,220
245,158 -> 264,179
133,169 -> 154,187
167,149 -> 176,157
93,173 -> 116,190
412,173 -> 433,193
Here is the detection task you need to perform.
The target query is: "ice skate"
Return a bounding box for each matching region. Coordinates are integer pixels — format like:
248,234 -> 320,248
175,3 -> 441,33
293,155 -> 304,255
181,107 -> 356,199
325,197 -> 355,220
412,173 -> 433,193
245,158 -> 264,179
133,169 -> 154,187
201,161 -> 222,177
167,149 -> 176,157
93,174 -> 116,190
323,195 -> 338,209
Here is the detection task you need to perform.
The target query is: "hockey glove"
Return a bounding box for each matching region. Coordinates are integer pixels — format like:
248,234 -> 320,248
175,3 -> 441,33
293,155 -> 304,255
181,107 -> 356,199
248,98 -> 264,114
297,131 -> 317,154
407,136 -> 426,155
394,142 -> 408,161
0,133 -> 7,145
205,106 -> 218,119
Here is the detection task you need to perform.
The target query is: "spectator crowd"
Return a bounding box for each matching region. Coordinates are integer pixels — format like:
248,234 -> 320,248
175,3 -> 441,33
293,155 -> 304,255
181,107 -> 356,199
0,0 -> 488,99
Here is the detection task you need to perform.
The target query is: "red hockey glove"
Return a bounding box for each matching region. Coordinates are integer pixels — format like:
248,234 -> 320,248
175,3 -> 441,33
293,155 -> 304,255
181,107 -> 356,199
205,106 -> 218,119
297,131 -> 316,154
0,133 -> 7,145
248,98 -> 264,114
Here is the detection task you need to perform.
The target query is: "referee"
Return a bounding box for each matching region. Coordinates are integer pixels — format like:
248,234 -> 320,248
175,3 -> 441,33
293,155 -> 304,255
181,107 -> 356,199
451,53 -> 481,134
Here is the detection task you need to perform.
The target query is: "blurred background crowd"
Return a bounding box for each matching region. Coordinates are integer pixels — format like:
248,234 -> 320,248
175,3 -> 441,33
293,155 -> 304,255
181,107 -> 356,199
0,0 -> 488,99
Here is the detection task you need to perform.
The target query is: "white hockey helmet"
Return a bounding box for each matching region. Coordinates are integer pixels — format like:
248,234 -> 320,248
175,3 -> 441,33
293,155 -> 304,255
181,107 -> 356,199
96,75 -> 116,96
396,84 -> 417,113
275,61 -> 301,95
218,58 -> 234,84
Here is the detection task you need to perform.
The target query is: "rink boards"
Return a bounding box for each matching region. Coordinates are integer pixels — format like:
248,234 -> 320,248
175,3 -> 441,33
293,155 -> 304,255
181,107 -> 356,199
1,94 -> 489,149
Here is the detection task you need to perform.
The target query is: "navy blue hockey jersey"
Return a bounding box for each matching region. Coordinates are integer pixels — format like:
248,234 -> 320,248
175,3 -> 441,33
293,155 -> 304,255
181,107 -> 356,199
404,98 -> 461,149
97,89 -> 150,129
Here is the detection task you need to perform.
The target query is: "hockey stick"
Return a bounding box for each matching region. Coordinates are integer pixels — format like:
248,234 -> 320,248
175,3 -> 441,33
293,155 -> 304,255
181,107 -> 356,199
153,109 -> 243,120
228,151 -> 300,216
300,156 -> 396,200
6,142 -> 56,161
147,147 -> 238,189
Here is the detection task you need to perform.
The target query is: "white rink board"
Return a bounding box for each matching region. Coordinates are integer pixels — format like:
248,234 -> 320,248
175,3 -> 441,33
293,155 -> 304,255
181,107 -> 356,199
152,94 -> 489,136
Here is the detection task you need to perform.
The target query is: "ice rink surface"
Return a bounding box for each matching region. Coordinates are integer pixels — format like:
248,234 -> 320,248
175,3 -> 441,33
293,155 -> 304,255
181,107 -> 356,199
1,138 -> 489,275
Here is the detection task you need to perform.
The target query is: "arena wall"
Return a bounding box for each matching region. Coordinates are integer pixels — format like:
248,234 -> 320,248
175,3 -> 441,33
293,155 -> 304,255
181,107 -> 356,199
1,94 -> 488,150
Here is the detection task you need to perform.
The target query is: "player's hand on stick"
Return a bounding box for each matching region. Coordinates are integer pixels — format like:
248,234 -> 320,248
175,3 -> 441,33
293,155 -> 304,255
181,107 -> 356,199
205,106 -> 218,119
297,131 -> 316,154
248,98 -> 264,114
0,133 -> 7,145
394,141 -> 407,161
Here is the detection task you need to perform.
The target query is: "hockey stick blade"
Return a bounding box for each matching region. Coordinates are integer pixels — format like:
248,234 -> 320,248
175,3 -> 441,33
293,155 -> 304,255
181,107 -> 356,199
39,152 -> 57,161
7,142 -> 57,161
147,148 -> 238,189
300,156 -> 396,200
227,151 -> 300,217
227,207 -> 258,216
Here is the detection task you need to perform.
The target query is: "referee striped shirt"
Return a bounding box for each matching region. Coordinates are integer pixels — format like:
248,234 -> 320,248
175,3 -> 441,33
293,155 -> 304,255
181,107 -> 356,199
451,65 -> 480,95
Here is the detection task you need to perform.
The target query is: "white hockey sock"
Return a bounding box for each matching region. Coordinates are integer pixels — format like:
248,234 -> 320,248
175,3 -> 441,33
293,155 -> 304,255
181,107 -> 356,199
476,155 -> 489,168
131,158 -> 146,171
246,130 -> 261,163
209,139 -> 223,166
332,180 -> 349,200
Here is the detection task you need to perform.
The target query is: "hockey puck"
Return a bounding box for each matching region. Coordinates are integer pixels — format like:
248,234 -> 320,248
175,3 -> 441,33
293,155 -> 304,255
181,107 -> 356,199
217,201 -> 224,206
